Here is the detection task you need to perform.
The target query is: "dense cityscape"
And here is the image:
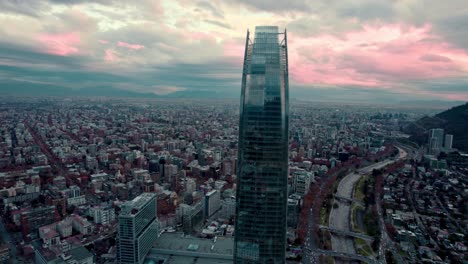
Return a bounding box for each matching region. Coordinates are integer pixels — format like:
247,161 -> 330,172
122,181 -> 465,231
1,1 -> 468,264
0,95 -> 465,263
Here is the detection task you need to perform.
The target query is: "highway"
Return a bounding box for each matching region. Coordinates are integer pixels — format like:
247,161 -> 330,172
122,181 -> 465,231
328,148 -> 407,263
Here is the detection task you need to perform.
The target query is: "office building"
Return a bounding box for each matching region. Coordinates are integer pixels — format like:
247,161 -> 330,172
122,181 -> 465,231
428,128 -> 444,154
221,196 -> 236,219
293,170 -> 313,197
177,202 -> 204,234
235,26 -> 289,263
287,197 -> 299,228
204,190 -> 221,218
117,193 -> 159,264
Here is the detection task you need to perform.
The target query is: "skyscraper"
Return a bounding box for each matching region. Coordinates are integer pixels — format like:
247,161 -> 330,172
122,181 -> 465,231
117,193 -> 158,264
234,26 -> 289,264
428,128 -> 444,154
444,134 -> 453,150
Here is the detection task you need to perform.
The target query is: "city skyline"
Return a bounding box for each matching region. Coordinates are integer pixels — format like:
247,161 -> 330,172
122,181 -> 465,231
0,96 -> 466,263
0,0 -> 468,102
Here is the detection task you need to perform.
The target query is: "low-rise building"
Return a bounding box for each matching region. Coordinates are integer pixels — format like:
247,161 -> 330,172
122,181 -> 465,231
71,215 -> 93,235
88,204 -> 115,225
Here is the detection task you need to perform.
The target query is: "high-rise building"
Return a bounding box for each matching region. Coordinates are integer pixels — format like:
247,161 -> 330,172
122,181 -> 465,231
428,128 -> 444,154
287,197 -> 299,228
185,177 -> 196,193
164,164 -> 178,183
117,193 -> 159,264
234,26 -> 289,264
444,134 -> 453,150
221,196 -> 236,219
177,202 -> 204,234
204,190 -> 221,218
293,170 -> 313,197
158,157 -> 166,183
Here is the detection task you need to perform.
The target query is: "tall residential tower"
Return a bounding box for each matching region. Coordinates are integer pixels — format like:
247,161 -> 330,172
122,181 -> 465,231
234,26 -> 289,264
428,128 -> 445,154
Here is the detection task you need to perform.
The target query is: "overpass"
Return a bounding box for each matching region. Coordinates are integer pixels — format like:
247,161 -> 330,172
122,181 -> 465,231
308,248 -> 378,264
334,195 -> 365,206
319,225 -> 375,241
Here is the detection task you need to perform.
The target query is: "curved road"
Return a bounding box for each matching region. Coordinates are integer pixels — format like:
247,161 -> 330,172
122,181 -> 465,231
329,148 -> 407,263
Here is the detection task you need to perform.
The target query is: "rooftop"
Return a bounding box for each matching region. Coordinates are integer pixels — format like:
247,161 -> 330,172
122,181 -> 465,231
69,246 -> 93,261
206,190 -> 218,197
255,25 -> 279,33
146,232 -> 233,264
121,192 -> 156,215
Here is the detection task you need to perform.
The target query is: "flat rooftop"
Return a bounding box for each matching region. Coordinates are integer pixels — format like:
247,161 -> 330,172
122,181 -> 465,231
121,192 -> 156,215
145,232 -> 233,264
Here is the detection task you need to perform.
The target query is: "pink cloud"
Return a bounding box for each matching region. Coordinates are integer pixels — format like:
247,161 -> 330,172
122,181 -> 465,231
190,32 -> 215,41
223,41 -> 245,64
185,31 -> 221,44
117,41 -> 145,50
37,32 -> 80,56
104,49 -> 116,62
419,54 -> 452,62
99,40 -> 109,44
152,85 -> 186,95
286,23 -> 468,88
222,24 -> 468,99
442,93 -> 468,101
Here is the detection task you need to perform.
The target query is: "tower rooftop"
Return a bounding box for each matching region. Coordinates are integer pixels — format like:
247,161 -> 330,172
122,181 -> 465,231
120,192 -> 156,216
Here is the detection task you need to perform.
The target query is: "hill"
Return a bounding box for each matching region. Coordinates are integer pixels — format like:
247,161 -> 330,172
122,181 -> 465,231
403,102 -> 468,151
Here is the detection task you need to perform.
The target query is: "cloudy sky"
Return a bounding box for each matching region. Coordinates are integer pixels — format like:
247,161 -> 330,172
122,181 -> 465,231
0,0 -> 467,102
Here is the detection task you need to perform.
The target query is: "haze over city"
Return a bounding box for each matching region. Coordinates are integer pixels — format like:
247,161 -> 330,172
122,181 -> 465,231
0,0 -> 468,102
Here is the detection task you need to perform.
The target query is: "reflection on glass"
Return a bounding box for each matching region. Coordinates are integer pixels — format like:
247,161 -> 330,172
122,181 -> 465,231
234,26 -> 289,264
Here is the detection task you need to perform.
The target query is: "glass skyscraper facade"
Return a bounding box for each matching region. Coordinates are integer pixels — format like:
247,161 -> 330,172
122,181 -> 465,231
234,26 -> 289,264
117,193 -> 159,264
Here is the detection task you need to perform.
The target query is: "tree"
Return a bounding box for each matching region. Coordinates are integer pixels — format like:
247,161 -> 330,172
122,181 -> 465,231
385,251 -> 396,264
31,199 -> 39,208
363,180 -> 369,195
385,223 -> 397,238
372,169 -> 381,177
293,237 -> 302,246
66,205 -> 76,215
56,203 -> 64,218
438,151 -> 447,160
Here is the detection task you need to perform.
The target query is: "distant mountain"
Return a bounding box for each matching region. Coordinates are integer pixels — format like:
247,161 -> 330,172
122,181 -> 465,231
162,90 -> 237,98
395,100 -> 465,109
403,102 -> 468,151
0,81 -> 159,98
